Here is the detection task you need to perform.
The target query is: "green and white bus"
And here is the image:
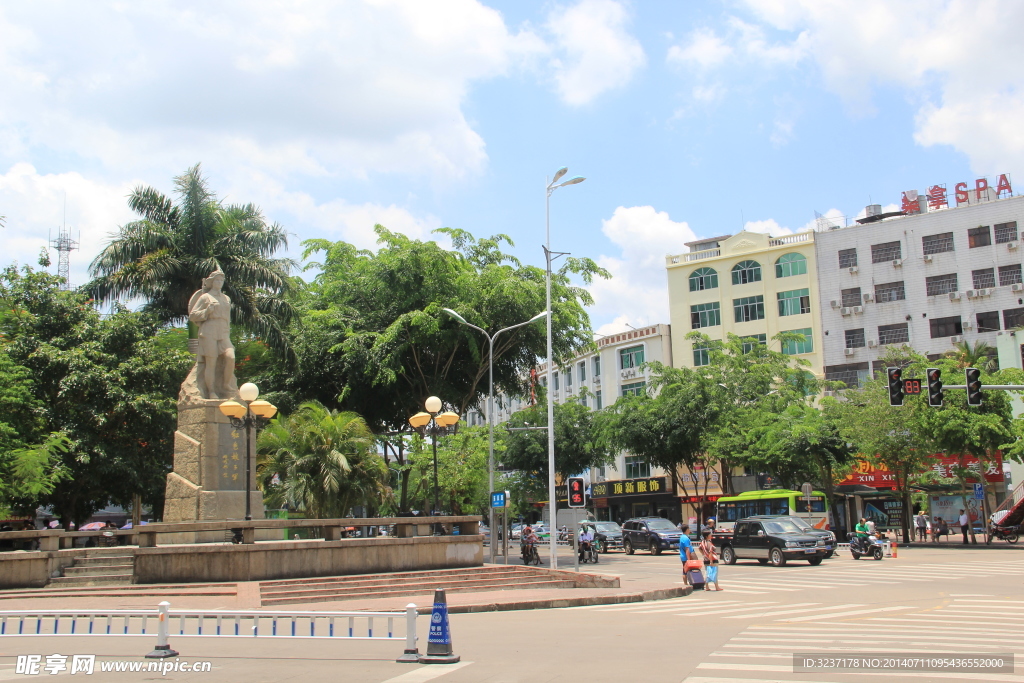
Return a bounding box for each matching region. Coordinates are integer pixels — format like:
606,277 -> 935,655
716,489 -> 829,533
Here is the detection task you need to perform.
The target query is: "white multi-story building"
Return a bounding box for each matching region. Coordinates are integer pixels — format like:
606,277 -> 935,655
815,192 -> 1023,389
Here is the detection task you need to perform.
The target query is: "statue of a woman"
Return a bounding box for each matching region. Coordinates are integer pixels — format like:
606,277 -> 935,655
188,268 -> 236,399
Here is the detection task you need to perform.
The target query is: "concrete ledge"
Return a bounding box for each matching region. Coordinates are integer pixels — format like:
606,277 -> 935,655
433,586 -> 692,614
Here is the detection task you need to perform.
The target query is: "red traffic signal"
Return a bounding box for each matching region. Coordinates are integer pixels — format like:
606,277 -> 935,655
567,477 -> 586,508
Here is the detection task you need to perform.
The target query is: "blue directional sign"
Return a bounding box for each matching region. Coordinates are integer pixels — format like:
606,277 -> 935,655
491,491 -> 507,508
973,483 -> 984,500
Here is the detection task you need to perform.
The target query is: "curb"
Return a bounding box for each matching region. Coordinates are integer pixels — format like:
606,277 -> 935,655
895,543 -> 1024,550
419,586 -> 693,614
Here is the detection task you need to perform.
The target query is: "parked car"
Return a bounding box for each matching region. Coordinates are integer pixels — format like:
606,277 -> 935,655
621,517 -> 682,555
739,515 -> 836,558
715,517 -> 827,567
591,521 -> 624,552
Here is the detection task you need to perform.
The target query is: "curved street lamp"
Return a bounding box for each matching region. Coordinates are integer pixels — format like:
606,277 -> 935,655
218,382 -> 278,521
544,166 -> 585,567
409,396 -> 460,525
444,308 -> 547,562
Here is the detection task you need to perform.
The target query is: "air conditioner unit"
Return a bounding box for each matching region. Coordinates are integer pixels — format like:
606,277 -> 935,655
949,291 -> 961,301
1012,283 -> 1024,292
980,288 -> 994,296
867,339 -> 878,348
950,335 -> 963,343
840,307 -> 852,316
830,300 -> 840,309
844,348 -> 855,356
892,259 -> 903,267
924,254 -> 933,262
1008,241 -> 1019,250
848,266 -> 859,274
852,305 -> 864,314
863,293 -> 874,303
966,289 -> 978,298
962,321 -> 974,330
593,376 -> 601,384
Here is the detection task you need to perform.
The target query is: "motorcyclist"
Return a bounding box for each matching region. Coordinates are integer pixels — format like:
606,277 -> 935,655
854,517 -> 870,553
578,524 -> 594,561
521,525 -> 539,563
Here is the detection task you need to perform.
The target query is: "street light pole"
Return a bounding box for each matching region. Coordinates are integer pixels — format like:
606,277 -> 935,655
218,383 -> 278,521
545,167 -> 585,568
409,398 -> 460,531
443,308 -> 547,563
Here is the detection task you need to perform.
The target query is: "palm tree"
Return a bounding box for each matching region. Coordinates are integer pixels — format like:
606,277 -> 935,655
87,164 -> 296,357
945,340 -> 998,372
256,402 -> 390,518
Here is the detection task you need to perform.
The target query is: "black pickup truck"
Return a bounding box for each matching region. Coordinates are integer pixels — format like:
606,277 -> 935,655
713,517 -> 827,567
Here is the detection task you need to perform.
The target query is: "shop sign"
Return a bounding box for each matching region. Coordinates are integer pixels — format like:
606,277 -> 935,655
839,453 -> 1002,488
591,476 -> 669,498
681,495 -> 720,503
902,173 -> 1012,213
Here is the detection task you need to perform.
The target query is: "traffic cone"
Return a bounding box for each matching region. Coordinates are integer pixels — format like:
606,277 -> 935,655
418,588 -> 460,664
892,541 -> 898,558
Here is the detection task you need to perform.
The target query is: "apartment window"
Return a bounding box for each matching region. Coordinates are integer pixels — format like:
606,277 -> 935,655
740,334 -> 767,353
930,316 -> 963,338
553,373 -> 559,391
838,248 -> 858,269
620,345 -> 644,369
825,362 -> 870,390
845,328 -> 866,348
995,221 -> 1018,244
693,343 -> 710,367
781,328 -> 813,355
778,288 -> 811,316
733,295 -> 765,322
841,287 -> 862,308
690,302 -> 721,329
999,264 -> 1022,286
968,226 -> 992,248
540,377 -> 547,387
625,456 -> 651,479
878,323 -> 910,345
731,260 -> 762,285
621,381 -> 646,397
1003,308 -> 1024,330
689,267 -> 719,291
593,355 -> 601,377
972,268 -> 996,290
922,232 -> 954,255
775,253 -> 808,278
578,361 -> 586,383
580,393 -> 588,408
926,273 -> 959,296
594,390 -> 603,410
871,241 -> 902,263
565,367 -> 572,387
977,311 -> 1000,333
874,281 -> 906,303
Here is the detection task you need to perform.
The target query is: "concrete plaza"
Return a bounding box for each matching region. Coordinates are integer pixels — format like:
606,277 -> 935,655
1,546 -> 1022,682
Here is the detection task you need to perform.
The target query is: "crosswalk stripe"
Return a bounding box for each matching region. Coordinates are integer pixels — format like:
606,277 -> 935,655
695,661 -> 1023,681
782,605 -> 914,621
612,601 -> 770,615
722,604 -> 861,620
667,602 -> 785,616
718,582 -> 801,591
683,677 -> 834,683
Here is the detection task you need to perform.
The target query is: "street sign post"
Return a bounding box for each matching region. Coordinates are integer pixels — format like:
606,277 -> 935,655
800,482 -> 813,513
974,483 -> 984,500
490,491 -> 507,508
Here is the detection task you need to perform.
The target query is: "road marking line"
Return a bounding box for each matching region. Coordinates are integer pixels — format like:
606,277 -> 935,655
782,605 -> 914,621
683,677 -> 834,683
372,662 -> 476,683
663,602 -> 783,616
695,662 -> 1024,680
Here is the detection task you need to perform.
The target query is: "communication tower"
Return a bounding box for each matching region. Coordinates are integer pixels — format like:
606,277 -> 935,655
49,224 -> 79,290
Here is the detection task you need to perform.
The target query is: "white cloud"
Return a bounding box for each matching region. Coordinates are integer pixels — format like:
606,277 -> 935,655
666,27 -> 733,68
587,205 -> 697,332
742,218 -> 792,237
546,0 -> 646,105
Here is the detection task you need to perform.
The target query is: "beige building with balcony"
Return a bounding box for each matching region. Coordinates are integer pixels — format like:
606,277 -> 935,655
665,230 -> 824,377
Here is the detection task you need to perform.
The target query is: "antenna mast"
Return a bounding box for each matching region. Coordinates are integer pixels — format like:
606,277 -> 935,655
50,197 -> 79,289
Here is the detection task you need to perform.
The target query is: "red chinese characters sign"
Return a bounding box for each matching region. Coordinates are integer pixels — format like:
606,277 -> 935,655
905,174 -> 1012,210
839,454 -> 1003,488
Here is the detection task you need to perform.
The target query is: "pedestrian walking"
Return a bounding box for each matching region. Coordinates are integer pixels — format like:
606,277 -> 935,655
915,511 -> 929,542
698,530 -> 721,591
959,509 -> 970,545
679,524 -> 702,587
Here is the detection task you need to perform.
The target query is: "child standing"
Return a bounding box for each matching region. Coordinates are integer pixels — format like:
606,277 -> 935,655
698,530 -> 721,591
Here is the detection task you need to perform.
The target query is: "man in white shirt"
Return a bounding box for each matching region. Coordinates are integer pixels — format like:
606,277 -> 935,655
578,526 -> 594,561
915,512 -> 929,542
959,510 -> 970,544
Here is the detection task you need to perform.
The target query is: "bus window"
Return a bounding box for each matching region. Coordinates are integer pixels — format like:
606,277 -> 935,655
769,498 -> 790,515
797,497 -> 826,513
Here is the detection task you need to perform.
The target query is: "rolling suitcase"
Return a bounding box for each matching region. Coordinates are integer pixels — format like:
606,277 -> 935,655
685,567 -> 705,589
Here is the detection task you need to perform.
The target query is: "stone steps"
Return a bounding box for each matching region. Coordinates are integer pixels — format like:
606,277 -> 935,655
48,574 -> 136,587
49,554 -> 136,587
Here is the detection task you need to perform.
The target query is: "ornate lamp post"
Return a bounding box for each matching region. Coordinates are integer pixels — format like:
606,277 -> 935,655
218,382 -> 278,520
408,396 -> 460,521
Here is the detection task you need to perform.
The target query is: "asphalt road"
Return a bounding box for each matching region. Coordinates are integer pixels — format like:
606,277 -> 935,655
1,547 -> 1022,682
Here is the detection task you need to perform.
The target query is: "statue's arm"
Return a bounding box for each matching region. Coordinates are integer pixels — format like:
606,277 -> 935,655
189,295 -> 212,323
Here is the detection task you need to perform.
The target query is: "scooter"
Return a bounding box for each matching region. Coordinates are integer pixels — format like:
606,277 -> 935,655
987,523 -> 1020,544
847,532 -> 884,560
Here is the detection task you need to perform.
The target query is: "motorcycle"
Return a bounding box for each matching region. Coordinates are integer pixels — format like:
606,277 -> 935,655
521,541 -> 541,565
847,532 -> 884,560
987,523 -> 1020,544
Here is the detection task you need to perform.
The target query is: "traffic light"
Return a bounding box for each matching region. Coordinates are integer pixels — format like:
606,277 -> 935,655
966,368 -> 983,406
926,368 -> 943,407
887,367 -> 904,406
567,477 -> 585,508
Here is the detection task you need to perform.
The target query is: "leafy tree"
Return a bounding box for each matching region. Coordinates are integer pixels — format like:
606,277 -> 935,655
256,402 -> 389,518
502,395 -> 612,501
1,264 -> 192,526
401,427 -> 490,515
86,164 -> 296,357
946,339 -> 998,373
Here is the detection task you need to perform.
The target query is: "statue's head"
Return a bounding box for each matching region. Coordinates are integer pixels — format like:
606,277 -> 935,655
203,267 -> 226,290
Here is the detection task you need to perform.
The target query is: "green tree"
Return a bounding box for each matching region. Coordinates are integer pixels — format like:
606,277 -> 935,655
402,427 -> 490,515
945,339 -> 998,373
256,402 -> 389,518
87,164 -> 296,357
1,264 -> 191,526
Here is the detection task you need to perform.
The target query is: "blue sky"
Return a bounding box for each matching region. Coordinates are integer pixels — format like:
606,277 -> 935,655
1,1 -> 1021,334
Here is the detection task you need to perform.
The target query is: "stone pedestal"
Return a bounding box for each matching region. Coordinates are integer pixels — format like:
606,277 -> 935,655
163,390 -> 264,524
